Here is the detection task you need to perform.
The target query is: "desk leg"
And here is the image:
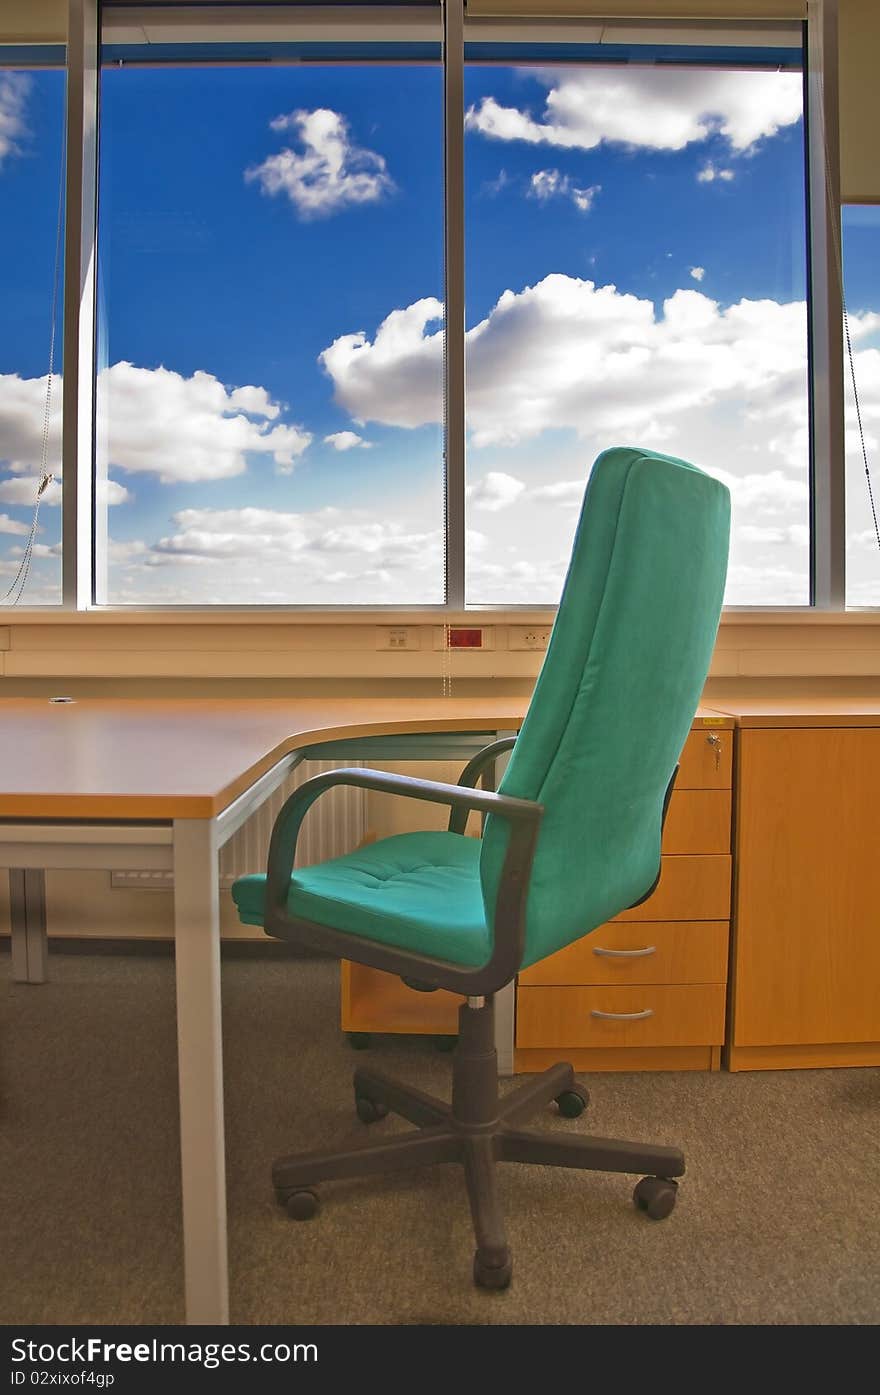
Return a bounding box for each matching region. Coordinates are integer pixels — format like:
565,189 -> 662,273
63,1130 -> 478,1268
9,869 -> 48,984
172,818 -> 229,1326
491,732 -> 517,1077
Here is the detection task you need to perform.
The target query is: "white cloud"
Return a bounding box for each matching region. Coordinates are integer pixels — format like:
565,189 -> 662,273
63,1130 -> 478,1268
0,364 -> 311,490
227,385 -> 280,419
848,526 -> 880,553
531,480 -> 585,507
738,522 -> 809,545
150,507 -> 439,565
8,540 -> 60,560
0,472 -> 129,508
713,469 -> 809,514
320,277 -> 879,463
108,538 -> 148,564
468,554 -> 569,603
723,558 -> 810,605
98,478 -> 132,506
529,169 -> 600,213
0,475 -> 62,506
0,511 -> 31,534
0,72 -> 28,168
319,298 -> 444,430
246,108 -> 394,219
0,373 -> 62,476
467,471 -> 525,511
318,275 -> 880,605
95,362 -> 311,482
466,68 -> 802,155
690,266 -> 706,282
116,506 -> 445,603
698,163 -> 736,183
483,168 -> 510,196
324,430 -> 370,451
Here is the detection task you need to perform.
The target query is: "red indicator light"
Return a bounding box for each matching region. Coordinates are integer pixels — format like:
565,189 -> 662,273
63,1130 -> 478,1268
448,628 -> 483,648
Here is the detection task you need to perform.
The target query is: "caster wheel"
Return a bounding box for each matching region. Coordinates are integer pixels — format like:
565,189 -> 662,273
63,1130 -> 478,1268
633,1176 -> 678,1220
283,1189 -> 319,1221
555,1086 -> 590,1118
434,1035 -> 458,1052
347,1032 -> 372,1050
355,1094 -> 389,1124
473,1249 -> 513,1290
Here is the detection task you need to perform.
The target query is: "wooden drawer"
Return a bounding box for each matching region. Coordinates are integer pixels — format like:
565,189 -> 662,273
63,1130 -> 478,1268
516,984 -> 726,1049
612,855 -> 730,922
678,725 -> 732,789
662,789 -> 730,854
518,921 -> 728,987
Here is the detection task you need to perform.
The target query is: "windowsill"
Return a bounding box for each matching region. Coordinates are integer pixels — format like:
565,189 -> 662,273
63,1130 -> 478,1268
0,608 -> 879,626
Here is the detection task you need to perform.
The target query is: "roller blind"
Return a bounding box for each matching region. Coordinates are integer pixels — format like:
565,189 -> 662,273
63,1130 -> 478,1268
839,0 -> 880,201
466,2 -> 807,17
101,4 -> 442,57
0,0 -> 66,43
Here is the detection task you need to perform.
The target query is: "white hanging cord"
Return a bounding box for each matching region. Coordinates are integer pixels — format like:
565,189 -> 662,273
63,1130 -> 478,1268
814,63 -> 880,560
442,619 -> 453,699
2,102 -> 65,606
842,290 -> 879,554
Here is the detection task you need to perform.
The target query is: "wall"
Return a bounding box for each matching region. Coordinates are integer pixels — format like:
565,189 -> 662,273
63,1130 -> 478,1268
2,612 -> 880,689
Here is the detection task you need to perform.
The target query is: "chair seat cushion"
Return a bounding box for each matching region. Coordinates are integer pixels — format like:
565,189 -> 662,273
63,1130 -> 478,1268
231,830 -> 491,967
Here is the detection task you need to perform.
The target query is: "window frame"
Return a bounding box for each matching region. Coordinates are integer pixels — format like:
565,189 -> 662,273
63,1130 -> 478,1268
39,0 -> 853,613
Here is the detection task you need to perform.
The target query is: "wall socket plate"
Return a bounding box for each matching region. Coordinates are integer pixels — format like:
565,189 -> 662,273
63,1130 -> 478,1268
507,626 -> 552,651
377,627 -> 422,651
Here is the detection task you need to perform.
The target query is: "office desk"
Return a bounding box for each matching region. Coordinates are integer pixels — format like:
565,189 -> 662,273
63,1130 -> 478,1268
0,696 -> 526,1325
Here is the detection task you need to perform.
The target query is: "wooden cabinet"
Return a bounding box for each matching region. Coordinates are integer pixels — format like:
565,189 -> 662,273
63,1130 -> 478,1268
514,716 -> 733,1073
720,701 -> 880,1071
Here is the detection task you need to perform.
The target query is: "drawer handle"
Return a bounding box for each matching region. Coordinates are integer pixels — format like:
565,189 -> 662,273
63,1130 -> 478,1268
590,1008 -> 654,1021
592,945 -> 656,959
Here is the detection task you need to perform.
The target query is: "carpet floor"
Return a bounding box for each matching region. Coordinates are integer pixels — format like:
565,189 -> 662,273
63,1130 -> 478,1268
2,951 -> 879,1326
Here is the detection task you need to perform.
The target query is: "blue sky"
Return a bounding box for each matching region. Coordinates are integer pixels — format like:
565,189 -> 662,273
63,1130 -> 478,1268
1,50 -> 878,606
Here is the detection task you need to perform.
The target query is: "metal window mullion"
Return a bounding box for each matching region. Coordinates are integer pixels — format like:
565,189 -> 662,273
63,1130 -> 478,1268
443,0 -> 466,611
61,0 -> 99,610
806,0 -> 845,609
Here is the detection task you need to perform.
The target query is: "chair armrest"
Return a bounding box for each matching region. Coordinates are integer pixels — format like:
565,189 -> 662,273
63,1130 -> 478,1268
449,736 -> 518,835
267,765 -> 540,897
264,766 -> 543,997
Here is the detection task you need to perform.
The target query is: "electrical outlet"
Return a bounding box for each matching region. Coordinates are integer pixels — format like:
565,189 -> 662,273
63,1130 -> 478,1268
507,626 -> 552,651
377,627 -> 421,651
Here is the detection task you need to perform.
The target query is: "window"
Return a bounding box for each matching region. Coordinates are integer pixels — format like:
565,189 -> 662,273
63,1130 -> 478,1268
463,46 -> 809,606
0,61 -> 65,604
96,59 -> 444,604
843,204 -> 880,607
4,4 -> 864,614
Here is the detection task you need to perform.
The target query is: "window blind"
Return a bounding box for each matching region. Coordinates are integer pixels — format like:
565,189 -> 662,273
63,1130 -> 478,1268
465,3 -> 807,18
839,0 -> 879,200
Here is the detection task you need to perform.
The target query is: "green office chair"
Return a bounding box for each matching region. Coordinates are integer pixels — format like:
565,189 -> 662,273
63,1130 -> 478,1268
232,445 -> 730,1289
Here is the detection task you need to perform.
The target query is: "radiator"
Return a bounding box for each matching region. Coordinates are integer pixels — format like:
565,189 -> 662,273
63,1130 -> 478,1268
220,759 -> 367,884
110,759 -> 367,890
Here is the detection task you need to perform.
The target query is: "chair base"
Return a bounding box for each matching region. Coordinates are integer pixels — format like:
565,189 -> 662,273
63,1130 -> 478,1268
272,997 -> 685,1287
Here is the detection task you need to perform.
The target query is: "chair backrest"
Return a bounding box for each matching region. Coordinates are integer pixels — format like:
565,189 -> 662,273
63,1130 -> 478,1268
480,446 -> 730,971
